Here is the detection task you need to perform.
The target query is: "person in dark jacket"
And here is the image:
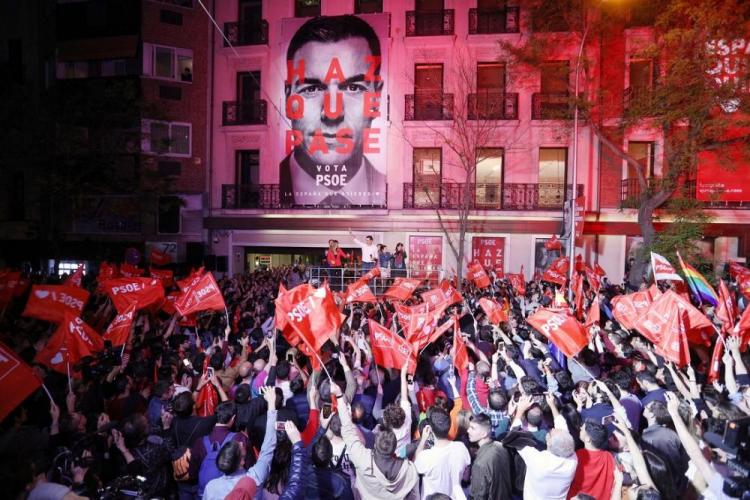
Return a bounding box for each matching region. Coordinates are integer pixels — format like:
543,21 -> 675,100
306,436 -> 355,500
113,414 -> 171,499
467,413 -> 512,500
640,400 -> 689,494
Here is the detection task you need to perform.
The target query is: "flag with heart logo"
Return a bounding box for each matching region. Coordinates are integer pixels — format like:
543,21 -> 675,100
22,285 -> 90,324
284,285 -> 342,352
479,298 -> 508,325
174,273 -> 226,317
103,303 -> 137,347
383,278 -> 422,301
34,313 -> 104,375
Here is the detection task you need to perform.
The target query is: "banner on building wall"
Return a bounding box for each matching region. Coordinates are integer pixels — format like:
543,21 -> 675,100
534,238 -> 567,275
279,14 -> 388,208
471,237 -> 505,272
409,236 -> 442,278
697,137 -> 750,202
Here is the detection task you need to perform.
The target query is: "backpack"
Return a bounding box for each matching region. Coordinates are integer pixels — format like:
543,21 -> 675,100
197,432 -> 236,497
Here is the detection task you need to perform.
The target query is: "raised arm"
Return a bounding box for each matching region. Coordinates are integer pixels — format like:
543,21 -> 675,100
611,414 -> 655,490
665,392 -> 715,487
247,387 -> 278,486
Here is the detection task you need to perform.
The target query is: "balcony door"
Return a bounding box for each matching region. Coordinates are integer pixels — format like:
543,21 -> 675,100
538,61 -> 569,119
629,60 -> 655,97
236,150 -> 260,207
413,148 -> 442,208
476,62 -> 505,119
476,148 -> 503,207
538,147 -> 567,208
237,71 -> 261,123
415,0 -> 444,35
415,64 -> 443,120
476,0 -> 506,33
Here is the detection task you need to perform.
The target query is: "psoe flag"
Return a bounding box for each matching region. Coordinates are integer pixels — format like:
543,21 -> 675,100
0,342 -> 42,423
650,252 -> 684,282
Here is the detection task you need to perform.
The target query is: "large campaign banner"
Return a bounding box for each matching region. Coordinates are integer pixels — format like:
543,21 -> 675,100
280,14 -> 388,208
471,237 -> 505,272
409,236 -> 442,279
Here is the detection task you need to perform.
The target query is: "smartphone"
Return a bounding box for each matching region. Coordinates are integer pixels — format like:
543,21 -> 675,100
206,367 -> 215,378
602,414 -> 616,426
286,352 -> 294,363
275,421 -> 286,432
182,359 -> 191,367
322,403 -> 333,419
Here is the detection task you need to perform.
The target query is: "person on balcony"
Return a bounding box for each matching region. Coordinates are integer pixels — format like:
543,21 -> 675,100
349,231 -> 379,271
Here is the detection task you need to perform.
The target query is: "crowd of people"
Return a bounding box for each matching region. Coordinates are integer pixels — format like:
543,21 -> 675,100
1,261 -> 749,500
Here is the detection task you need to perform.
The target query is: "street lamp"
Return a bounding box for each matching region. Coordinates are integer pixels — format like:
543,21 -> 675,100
567,1 -> 606,301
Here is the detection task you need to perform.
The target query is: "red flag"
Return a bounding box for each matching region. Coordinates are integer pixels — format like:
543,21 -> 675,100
362,267 -> 381,281
646,284 -> 662,302
585,295 -> 600,331
650,252 -> 683,282
654,308 -> 691,367
634,291 -> 712,347
453,319 -> 469,371
150,248 -> 172,266
150,268 -> 174,288
101,278 -> 165,313
508,273 -> 526,296
707,337 -> 724,383
35,313 -> 104,374
574,255 -> 585,273
103,303 -> 137,347
161,291 -> 180,315
438,280 -> 463,306
174,273 -> 226,317
542,266 -> 567,286
479,298 -> 508,325
545,235 -> 562,251
421,287 -> 448,311
275,284 -> 315,345
63,264 -> 84,288
573,273 -> 585,319
120,262 -> 144,278
344,281 -> 377,304
286,286 -> 342,352
369,320 -> 415,370
98,262 -> 118,281
406,309 -> 440,349
527,308 -> 589,357
611,290 -> 653,331
177,267 -> 205,291
594,264 -> 606,277
733,305 -> 750,351
467,262 -> 491,288
383,278 -> 421,301
727,261 -> 749,279
22,285 -> 89,324
0,342 -> 42,423
716,279 -> 736,332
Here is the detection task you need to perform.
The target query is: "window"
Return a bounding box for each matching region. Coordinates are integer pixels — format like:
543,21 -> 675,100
142,120 -> 192,157
538,148 -> 567,207
413,148 -> 441,208
355,0 -> 383,13
295,0 -> 320,17
58,262 -> 86,279
236,150 -> 261,208
541,61 -> 569,94
158,196 -> 181,234
414,64 -> 444,120
534,61 -> 570,119
627,142 -> 655,179
476,148 -> 503,207
629,59 -> 654,93
143,43 -> 193,83
56,59 -> 138,79
474,62 -> 506,119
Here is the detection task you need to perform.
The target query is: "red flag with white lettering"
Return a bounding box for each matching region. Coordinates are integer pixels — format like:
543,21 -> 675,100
383,278 -> 421,301
650,252 -> 683,282
177,267 -> 205,292
0,342 -> 42,423
286,286 -> 342,352
369,320 -> 415,371
585,295 -> 600,331
101,278 -> 165,313
421,287 -> 448,311
594,264 -> 607,277
150,248 -> 172,266
479,298 -> 507,325
545,235 -> 562,251
64,265 -> 84,288
22,285 -> 89,324
34,313 -> 104,375
733,304 -> 750,351
707,337 -> 724,383
174,273 -> 225,317
406,309 -> 440,351
633,291 -> 712,347
439,280 -> 463,307
467,262 -> 491,288
508,273 -> 526,296
527,308 -> 589,357
716,279 -> 736,332
362,267 -> 381,281
103,303 -> 137,347
344,281 -> 377,304
654,308 -> 691,367
611,291 -> 653,331
542,266 -> 567,286
275,284 -> 315,346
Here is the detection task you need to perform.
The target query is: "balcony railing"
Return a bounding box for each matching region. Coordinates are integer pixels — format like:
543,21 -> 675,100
468,7 -> 520,34
468,92 -> 518,120
406,9 -> 455,36
224,20 -> 269,46
222,184 -> 388,209
222,100 -> 267,126
403,183 -> 583,210
621,178 -> 750,209
405,93 -> 453,120
623,87 -> 655,111
532,93 -> 571,119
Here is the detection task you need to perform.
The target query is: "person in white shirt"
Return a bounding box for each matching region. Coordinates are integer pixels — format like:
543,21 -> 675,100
350,229 -> 379,270
513,395 -> 578,500
413,407 -> 471,500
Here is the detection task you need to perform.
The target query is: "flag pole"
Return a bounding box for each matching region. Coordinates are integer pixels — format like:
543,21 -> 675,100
41,384 -> 55,405
66,362 -> 73,393
650,252 -> 658,285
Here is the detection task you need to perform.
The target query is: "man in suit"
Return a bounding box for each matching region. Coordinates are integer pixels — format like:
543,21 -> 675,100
280,15 -> 386,207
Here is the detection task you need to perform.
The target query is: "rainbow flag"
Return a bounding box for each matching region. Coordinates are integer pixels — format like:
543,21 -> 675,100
677,252 -> 719,307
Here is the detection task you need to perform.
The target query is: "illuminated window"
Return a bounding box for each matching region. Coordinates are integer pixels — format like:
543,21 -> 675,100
143,43 -> 193,83
58,261 -> 86,279
142,120 -> 192,157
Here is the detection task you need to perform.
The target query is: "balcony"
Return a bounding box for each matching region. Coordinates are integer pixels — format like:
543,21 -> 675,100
532,93 -> 571,120
223,20 -> 269,46
405,93 -> 454,121
222,100 -> 267,126
468,92 -> 518,120
621,178 -> 750,209
403,183 -> 583,210
406,10 -> 455,36
623,87 -> 655,112
222,184 -> 388,209
469,7 -> 520,34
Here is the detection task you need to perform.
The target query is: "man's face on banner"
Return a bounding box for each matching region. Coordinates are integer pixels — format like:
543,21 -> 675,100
288,37 -> 380,166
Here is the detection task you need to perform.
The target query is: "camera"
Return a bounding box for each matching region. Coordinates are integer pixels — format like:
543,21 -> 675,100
704,417 -> 750,498
77,345 -> 121,379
